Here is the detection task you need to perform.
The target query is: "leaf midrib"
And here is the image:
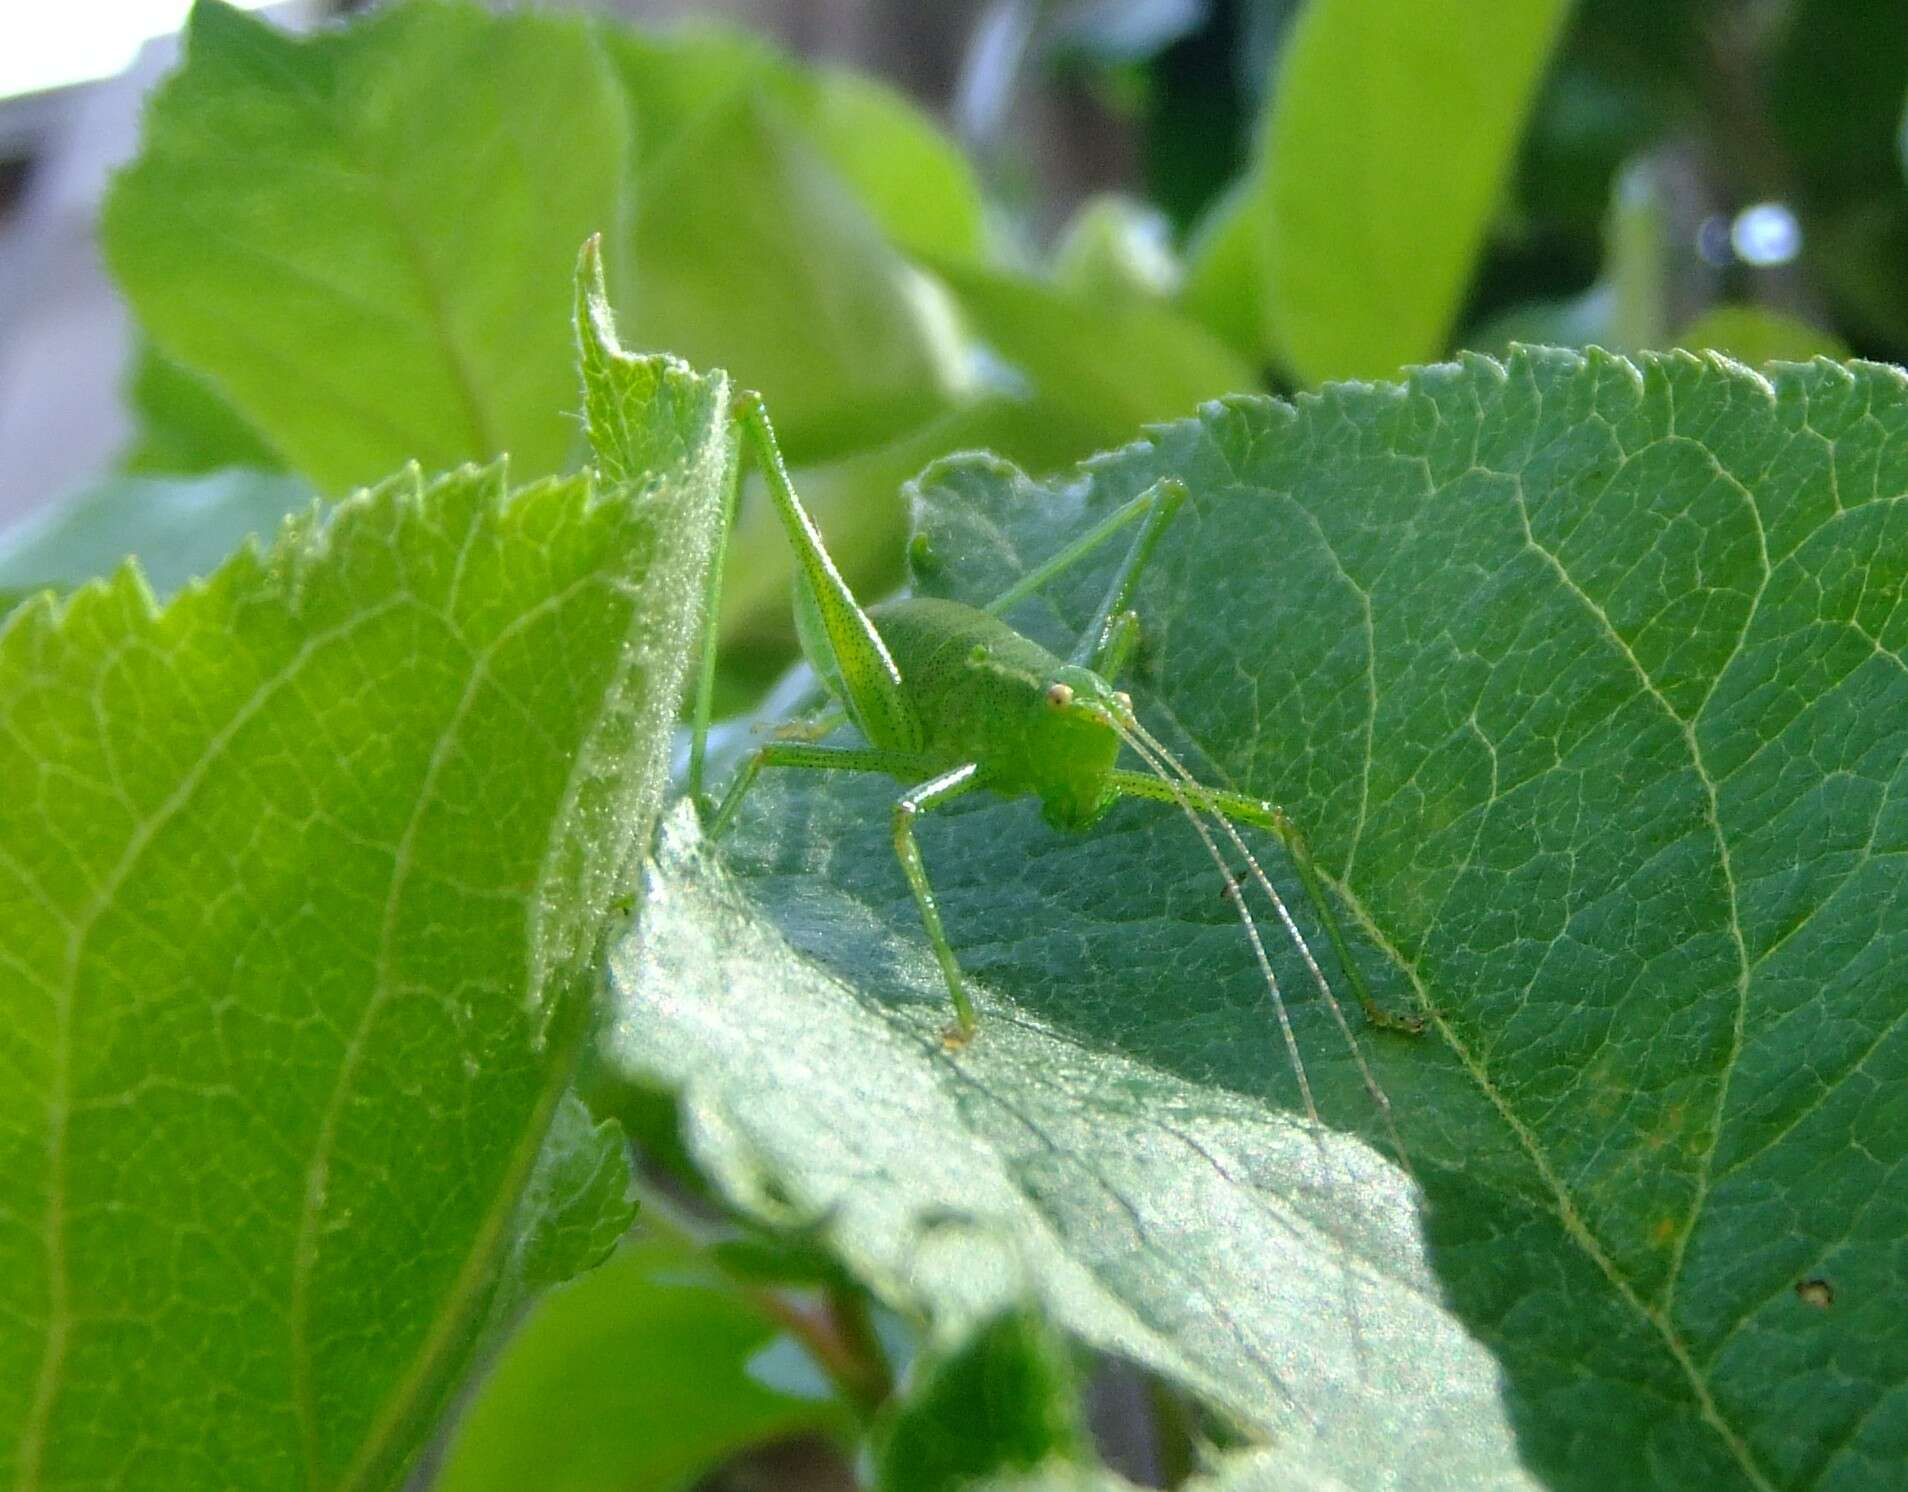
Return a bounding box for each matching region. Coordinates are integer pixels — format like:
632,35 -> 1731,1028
288,556 -> 617,1489
202,14 -> 502,468
1151,413 -> 1779,1487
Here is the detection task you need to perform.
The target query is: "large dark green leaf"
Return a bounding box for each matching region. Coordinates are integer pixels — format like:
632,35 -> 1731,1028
0,256 -> 734,1488
610,347 -> 1908,1488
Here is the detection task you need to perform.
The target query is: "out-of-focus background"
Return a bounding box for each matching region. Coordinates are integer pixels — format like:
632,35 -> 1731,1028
3,0 -> 1210,530
6,0 -> 1904,538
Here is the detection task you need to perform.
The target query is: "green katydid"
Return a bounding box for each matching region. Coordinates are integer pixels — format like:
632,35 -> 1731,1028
583,242 -> 1418,1130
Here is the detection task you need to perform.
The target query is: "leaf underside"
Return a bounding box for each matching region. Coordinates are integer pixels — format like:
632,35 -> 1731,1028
612,346 -> 1908,1491
1,326 -> 732,1487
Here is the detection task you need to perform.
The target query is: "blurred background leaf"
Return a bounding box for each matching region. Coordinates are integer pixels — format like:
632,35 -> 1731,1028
0,466 -> 309,604
1248,0 -> 1575,381
103,0 -> 629,491
437,1229 -> 852,1492
872,1311 -> 1086,1492
23,0 -> 1899,711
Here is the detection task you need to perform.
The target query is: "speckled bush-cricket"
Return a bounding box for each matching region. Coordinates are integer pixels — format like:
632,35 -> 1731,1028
584,251 -> 1418,1125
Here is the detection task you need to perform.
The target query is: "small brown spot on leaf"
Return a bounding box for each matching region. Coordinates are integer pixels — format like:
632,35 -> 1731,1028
1795,1277 -> 1834,1309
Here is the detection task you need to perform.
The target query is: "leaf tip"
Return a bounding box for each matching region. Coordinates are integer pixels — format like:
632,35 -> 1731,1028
574,232 -> 619,365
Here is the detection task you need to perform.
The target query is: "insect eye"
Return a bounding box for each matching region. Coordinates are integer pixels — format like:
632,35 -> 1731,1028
1045,682 -> 1074,710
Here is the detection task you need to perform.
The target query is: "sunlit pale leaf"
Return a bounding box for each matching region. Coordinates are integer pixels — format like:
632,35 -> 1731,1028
0,258 -> 733,1489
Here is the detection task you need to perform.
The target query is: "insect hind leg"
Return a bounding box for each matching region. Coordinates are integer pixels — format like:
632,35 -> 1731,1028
891,763 -> 985,1046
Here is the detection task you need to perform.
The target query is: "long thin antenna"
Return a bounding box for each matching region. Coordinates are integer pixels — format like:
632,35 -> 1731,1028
1115,714 -> 1394,1382
1122,716 -> 1406,1164
1110,721 -> 1318,1125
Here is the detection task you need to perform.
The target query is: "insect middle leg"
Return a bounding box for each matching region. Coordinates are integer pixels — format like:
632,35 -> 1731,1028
710,745 -> 989,1041
710,742 -> 931,836
890,764 -> 984,1043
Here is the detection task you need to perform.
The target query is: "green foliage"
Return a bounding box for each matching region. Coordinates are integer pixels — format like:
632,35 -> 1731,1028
873,1311 -> 1085,1492
437,1231 -> 849,1492
930,258 -> 1255,450
11,0 -> 1908,1485
120,346 -> 285,476
0,468 -> 309,604
105,0 -> 626,492
613,348 -> 1908,1489
1242,0 -> 1574,381
0,258 -> 732,1486
620,88 -> 954,461
606,23 -> 985,266
97,0 -> 1204,697
1674,306 -> 1851,365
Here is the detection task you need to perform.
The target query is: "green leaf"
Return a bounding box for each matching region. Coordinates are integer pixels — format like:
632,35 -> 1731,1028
437,1229 -> 847,1492
1673,306 -> 1850,366
930,259 -> 1257,448
1050,195 -> 1180,303
1253,0 -> 1573,381
104,0 -> 629,491
873,1310 -> 1086,1492
0,273 -> 733,1486
612,348 -> 1908,1487
613,70 -> 962,461
0,468 -> 311,602
609,23 -> 985,264
617,809 -> 1526,1489
771,54 -> 988,265
481,1095 -> 636,1342
120,345 -> 285,476
1178,184 -> 1272,364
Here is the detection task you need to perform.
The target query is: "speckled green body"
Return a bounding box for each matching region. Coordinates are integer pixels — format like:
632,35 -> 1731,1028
859,597 -> 1124,830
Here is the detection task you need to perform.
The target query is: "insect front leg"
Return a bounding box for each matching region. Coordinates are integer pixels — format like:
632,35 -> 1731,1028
1070,477 -> 1186,671
890,763 -> 985,1045
1089,609 -> 1142,683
